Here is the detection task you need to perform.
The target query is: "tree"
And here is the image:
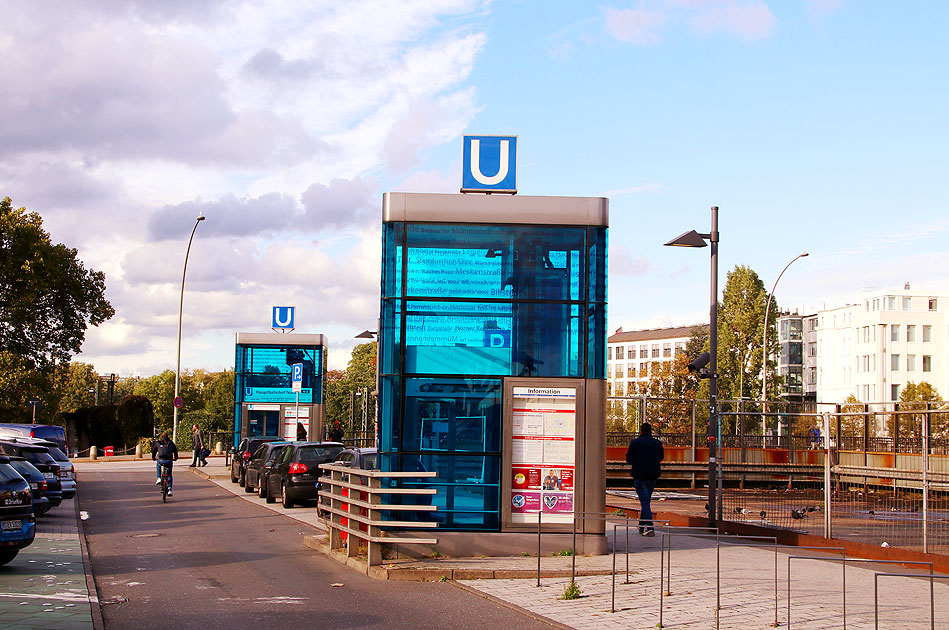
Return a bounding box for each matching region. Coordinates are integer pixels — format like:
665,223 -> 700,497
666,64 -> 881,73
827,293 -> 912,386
892,382 -> 945,440
0,351 -> 54,422
643,352 -> 701,434
717,265 -> 778,406
839,394 -> 867,438
342,343 -> 377,435
55,362 -> 98,413
0,197 -> 114,368
134,371 -> 176,432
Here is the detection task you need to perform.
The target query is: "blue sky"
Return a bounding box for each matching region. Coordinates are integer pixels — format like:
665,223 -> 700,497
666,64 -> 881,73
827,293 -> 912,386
2,1 -> 947,375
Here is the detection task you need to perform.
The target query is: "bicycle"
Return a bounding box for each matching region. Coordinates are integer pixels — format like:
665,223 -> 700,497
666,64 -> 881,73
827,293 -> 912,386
159,463 -> 172,502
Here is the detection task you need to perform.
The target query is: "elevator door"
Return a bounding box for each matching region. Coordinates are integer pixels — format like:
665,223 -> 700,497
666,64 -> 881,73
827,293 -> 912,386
247,409 -> 279,437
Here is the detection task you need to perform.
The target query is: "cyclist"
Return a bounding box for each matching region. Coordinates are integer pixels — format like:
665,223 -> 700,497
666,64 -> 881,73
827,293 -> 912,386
152,432 -> 179,496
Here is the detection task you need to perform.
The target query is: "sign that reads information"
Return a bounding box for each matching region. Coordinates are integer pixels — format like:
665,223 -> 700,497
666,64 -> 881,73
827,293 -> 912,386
510,387 -> 576,524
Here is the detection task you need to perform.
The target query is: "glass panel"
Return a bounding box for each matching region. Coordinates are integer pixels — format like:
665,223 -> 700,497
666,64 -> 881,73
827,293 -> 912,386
396,453 -> 501,531
403,301 -> 582,377
236,345 -> 320,403
403,224 -> 584,301
382,222 -> 404,298
378,375 -> 401,455
297,445 -> 345,462
587,303 -> 606,378
400,378 -> 502,452
379,299 -> 402,375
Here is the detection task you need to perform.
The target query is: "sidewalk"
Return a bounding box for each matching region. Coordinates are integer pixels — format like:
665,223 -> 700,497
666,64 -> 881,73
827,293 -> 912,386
0,497 -> 101,630
189,462 -> 949,628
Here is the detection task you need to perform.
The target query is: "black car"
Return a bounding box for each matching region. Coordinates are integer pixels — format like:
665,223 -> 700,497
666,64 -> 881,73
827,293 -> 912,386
333,447 -> 378,470
6,457 -> 51,516
0,455 -> 36,566
0,442 -> 62,508
8,438 -> 76,500
0,424 -> 68,453
243,441 -> 290,499
230,436 -> 282,486
265,442 -> 344,508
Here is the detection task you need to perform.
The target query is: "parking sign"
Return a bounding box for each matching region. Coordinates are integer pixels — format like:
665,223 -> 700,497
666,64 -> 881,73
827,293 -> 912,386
291,363 -> 303,393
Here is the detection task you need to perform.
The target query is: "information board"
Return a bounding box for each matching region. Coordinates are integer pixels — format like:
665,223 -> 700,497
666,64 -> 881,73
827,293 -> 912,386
510,387 -> 576,524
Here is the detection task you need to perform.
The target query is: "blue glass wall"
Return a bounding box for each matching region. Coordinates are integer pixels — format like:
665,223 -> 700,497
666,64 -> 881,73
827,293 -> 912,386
379,221 -> 607,530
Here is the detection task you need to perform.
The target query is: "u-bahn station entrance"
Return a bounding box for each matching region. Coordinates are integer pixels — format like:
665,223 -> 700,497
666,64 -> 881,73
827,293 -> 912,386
233,332 -> 326,446
379,192 -> 608,556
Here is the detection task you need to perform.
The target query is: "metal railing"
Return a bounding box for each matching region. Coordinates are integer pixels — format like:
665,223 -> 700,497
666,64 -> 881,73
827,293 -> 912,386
317,462 -> 438,566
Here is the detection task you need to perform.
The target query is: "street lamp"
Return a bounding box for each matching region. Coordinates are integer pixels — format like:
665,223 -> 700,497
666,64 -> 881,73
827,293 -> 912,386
760,252 -> 808,443
665,205 -> 719,527
172,214 -> 206,444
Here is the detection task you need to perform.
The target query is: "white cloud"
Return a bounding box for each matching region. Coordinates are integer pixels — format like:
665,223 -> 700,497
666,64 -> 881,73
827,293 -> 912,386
689,1 -> 776,41
604,7 -> 669,45
603,1 -> 777,45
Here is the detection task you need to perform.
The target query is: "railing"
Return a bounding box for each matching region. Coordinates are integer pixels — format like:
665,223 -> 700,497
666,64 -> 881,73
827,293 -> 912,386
317,463 -> 438,566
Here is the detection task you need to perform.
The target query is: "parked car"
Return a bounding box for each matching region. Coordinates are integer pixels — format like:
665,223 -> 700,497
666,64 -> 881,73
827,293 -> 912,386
6,457 -> 51,516
265,442 -> 345,508
332,447 -> 378,470
243,442 -> 290,499
0,455 -> 36,566
6,438 -> 75,500
230,436 -> 283,486
0,442 -> 62,508
0,424 -> 67,453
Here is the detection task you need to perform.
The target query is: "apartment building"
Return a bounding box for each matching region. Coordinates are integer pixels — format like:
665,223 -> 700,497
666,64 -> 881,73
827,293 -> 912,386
606,325 -> 702,396
805,285 -> 948,405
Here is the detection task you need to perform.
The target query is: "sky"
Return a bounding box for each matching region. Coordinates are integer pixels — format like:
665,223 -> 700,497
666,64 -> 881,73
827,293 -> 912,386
2,0 -> 948,376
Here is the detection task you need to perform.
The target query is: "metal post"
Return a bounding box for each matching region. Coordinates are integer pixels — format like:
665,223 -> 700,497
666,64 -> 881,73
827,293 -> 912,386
172,214 -> 205,444
823,412 -> 833,538
923,402 -> 930,553
709,205 -> 720,527
691,402 -> 697,488
536,509 -> 541,587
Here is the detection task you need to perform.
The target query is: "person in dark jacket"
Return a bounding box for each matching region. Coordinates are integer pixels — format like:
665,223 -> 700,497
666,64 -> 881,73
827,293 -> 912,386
152,432 -> 179,495
190,424 -> 207,467
328,421 -> 344,443
625,422 -> 664,536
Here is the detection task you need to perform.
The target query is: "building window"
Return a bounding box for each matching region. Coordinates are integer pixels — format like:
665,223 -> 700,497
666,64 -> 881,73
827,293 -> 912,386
808,366 -> 816,385
891,324 -> 899,342
662,343 -> 672,358
615,382 -> 624,396
873,298 -> 879,311
887,296 -> 896,310
863,327 -> 870,343
616,346 -> 624,360
891,384 -> 900,401
923,355 -> 932,372
808,318 -> 818,331
615,364 -> 623,378
808,342 -> 816,357
903,297 -> 911,311
607,382 -> 613,396
651,344 -> 659,358
607,347 -> 612,361
639,347 -> 647,358
907,354 -> 916,371
640,362 -> 648,376
628,364 -> 636,378
929,298 -> 938,311
923,325 -> 933,342
907,325 -> 916,342
675,341 -> 686,355
891,354 -> 900,371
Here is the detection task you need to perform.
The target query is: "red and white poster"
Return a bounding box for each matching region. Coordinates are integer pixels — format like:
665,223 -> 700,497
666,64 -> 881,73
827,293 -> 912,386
511,387 -> 576,524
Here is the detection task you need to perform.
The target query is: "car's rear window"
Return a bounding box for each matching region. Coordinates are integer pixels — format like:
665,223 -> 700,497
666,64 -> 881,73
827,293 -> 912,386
47,447 -> 69,462
298,445 -> 344,462
31,426 -> 65,442
362,454 -> 378,469
22,450 -> 54,466
0,463 -> 23,484
9,459 -> 40,478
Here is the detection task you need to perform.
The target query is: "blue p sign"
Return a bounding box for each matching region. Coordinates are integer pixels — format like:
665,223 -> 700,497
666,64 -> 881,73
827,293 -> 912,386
291,363 -> 303,393
484,330 -> 511,348
272,306 -> 295,329
462,135 -> 517,193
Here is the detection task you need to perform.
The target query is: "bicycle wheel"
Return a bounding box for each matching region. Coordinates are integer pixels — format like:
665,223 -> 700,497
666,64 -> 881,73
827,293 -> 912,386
162,480 -> 167,503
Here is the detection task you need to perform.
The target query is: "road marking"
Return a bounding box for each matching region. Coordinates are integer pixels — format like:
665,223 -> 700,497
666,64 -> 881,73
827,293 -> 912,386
0,591 -> 89,602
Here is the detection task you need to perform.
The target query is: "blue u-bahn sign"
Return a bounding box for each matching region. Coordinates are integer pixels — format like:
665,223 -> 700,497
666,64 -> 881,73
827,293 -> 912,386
461,135 -> 517,194
272,306 -> 295,330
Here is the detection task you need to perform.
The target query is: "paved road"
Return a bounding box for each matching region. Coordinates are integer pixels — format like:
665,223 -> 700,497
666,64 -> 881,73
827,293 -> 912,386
78,461 -> 557,630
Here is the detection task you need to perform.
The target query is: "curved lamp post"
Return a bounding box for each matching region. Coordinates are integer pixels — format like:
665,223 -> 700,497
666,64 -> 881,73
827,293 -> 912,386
760,251 -> 808,443
665,205 -> 719,527
172,214 -> 206,444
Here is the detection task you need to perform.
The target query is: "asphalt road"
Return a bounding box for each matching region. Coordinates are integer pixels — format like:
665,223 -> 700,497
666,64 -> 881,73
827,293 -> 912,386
78,461 -> 557,630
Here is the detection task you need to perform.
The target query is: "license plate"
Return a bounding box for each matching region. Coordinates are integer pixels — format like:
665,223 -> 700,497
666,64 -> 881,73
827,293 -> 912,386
30,483 -> 38,490
43,472 -> 55,480
1,520 -> 22,531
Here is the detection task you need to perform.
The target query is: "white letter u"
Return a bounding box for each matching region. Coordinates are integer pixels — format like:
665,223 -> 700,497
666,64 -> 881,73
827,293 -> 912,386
470,139 -> 509,185
274,307 -> 292,327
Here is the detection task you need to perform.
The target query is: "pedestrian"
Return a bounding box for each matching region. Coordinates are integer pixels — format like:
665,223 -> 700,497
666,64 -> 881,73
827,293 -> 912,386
625,422 -> 664,536
296,422 -> 308,442
329,420 -> 344,443
190,424 -> 207,467
808,425 -> 820,450
152,432 -> 179,495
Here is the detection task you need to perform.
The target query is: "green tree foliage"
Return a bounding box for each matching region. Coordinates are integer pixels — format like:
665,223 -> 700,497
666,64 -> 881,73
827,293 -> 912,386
55,362 -> 98,413
0,350 -> 54,422
323,369 -> 347,431
0,197 -> 114,369
839,394 -> 867,438
341,343 -> 377,435
134,371 -> 176,432
892,382 -> 945,439
717,265 -> 778,407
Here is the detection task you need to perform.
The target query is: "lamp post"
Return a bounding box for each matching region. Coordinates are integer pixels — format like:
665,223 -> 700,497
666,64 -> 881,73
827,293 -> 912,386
760,252 -> 808,444
665,205 -> 719,527
172,214 -> 206,444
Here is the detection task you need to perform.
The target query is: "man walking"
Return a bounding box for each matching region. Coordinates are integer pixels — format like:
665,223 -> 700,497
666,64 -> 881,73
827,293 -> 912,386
625,422 -> 664,536
190,424 -> 207,467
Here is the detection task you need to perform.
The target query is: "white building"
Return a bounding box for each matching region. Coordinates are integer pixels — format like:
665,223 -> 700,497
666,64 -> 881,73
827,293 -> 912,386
812,285 -> 948,405
606,325 -> 701,396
